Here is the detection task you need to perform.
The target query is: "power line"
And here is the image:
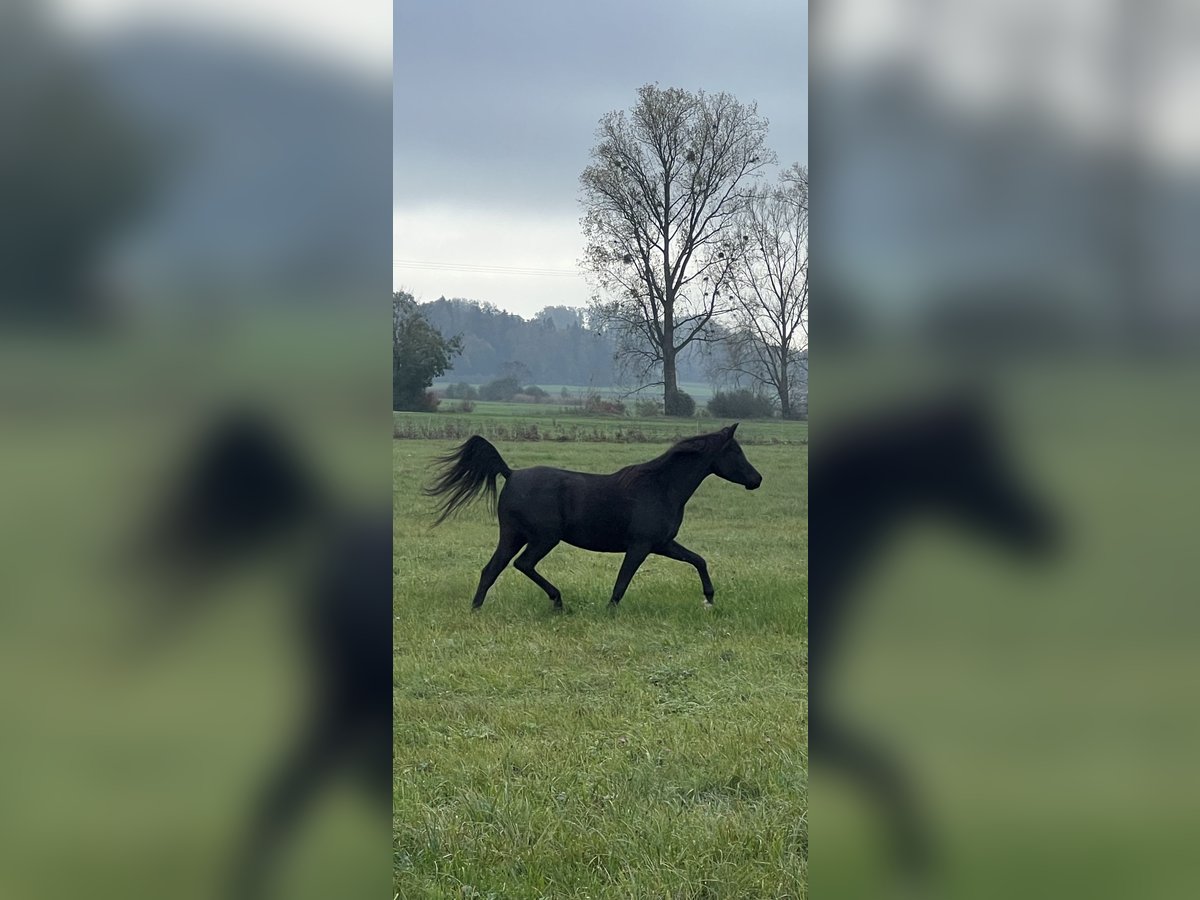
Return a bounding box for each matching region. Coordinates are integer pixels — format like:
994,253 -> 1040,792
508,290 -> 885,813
392,258 -> 581,278
393,261 -> 579,277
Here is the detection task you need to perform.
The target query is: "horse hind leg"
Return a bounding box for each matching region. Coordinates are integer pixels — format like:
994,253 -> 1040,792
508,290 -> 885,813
472,527 -> 525,609
512,538 -> 563,608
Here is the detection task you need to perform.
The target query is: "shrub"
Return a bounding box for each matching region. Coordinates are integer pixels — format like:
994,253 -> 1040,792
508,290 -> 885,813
418,390 -> 441,412
708,389 -> 775,419
584,393 -> 626,416
523,385 -> 549,400
664,389 -> 695,418
512,393 -> 538,403
456,399 -> 476,413
480,376 -> 521,401
634,398 -> 663,417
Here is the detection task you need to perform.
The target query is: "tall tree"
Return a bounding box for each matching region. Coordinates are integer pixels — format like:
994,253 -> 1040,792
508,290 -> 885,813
392,290 -> 461,411
721,164 -> 809,418
580,85 -> 774,414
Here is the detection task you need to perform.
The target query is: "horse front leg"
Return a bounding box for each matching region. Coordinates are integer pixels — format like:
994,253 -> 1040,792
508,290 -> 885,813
656,540 -> 715,606
608,546 -> 650,607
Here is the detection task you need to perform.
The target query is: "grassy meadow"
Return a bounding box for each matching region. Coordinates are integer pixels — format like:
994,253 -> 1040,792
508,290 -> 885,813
393,416 -> 809,898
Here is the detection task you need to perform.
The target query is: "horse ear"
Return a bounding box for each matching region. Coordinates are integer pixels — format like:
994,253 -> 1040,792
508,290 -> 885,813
724,423 -> 739,440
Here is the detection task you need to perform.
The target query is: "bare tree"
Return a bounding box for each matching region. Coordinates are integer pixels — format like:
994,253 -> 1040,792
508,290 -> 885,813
580,85 -> 774,414
721,164 -> 808,418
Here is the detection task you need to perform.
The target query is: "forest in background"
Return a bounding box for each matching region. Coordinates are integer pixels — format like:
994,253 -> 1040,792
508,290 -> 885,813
416,295 -> 713,387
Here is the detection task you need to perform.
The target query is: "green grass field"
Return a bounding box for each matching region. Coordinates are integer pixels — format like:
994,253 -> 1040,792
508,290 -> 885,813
393,435 -> 809,899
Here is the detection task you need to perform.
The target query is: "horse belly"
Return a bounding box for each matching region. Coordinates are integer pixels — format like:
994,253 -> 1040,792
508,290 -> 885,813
561,500 -> 629,552
563,531 -> 626,553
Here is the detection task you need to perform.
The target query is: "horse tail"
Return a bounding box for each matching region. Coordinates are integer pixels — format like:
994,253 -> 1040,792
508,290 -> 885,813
423,435 -> 512,526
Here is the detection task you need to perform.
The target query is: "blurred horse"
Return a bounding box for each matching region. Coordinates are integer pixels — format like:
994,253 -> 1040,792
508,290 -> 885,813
140,410 -> 389,900
809,395 -> 1057,877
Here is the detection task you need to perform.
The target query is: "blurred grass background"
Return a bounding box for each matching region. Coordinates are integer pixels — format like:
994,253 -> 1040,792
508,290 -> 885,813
0,315 -> 387,900
811,359 -> 1200,899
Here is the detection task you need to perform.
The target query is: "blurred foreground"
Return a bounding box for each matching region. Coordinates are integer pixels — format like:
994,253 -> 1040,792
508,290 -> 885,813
0,2 -> 389,898
813,1 -> 1200,898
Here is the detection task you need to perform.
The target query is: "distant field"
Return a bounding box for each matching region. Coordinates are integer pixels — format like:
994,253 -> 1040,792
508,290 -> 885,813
395,403 -> 807,445
394,437 -> 808,899
432,381 -> 719,403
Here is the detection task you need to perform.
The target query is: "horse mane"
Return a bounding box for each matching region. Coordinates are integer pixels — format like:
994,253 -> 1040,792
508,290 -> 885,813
615,430 -> 727,488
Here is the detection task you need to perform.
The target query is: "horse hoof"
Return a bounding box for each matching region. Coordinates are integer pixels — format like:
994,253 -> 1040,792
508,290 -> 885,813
703,600 -> 714,609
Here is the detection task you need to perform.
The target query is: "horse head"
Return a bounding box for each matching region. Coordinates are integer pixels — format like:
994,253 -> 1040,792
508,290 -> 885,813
916,399 -> 1056,558
711,424 -> 763,491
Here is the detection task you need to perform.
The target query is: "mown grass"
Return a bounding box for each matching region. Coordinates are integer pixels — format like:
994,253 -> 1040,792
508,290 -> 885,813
394,438 -> 808,899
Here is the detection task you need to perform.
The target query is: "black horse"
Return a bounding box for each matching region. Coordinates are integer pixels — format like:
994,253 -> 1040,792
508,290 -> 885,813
426,424 -> 763,609
810,395 -> 1058,878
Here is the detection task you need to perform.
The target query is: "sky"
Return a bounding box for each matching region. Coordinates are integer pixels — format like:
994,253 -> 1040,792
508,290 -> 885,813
50,0 -> 391,78
394,0 -> 808,319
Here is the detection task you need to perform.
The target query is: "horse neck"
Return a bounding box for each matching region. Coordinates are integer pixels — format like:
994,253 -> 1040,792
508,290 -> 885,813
657,453 -> 714,507
813,437 -> 934,583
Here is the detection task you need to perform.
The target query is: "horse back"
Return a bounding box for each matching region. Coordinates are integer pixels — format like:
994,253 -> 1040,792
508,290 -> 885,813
501,466 -> 642,552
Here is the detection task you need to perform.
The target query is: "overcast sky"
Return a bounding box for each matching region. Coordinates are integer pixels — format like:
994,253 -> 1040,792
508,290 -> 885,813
394,0 -> 808,318
52,0 -> 390,76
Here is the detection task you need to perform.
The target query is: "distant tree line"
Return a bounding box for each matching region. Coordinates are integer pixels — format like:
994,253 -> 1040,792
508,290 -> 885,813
393,289 -> 807,417
417,296 -> 711,386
